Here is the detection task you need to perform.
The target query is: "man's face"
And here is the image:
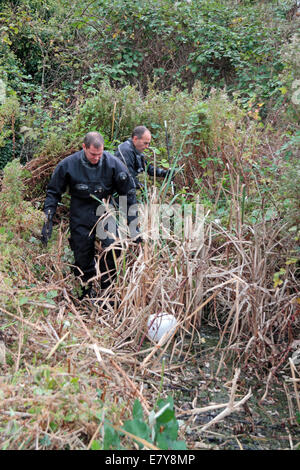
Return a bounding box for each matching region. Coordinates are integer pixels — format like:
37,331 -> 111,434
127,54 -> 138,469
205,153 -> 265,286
83,143 -> 104,165
132,130 -> 151,153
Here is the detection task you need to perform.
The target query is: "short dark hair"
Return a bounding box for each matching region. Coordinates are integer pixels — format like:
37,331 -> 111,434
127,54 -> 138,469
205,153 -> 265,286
83,131 -> 104,149
132,126 -> 150,139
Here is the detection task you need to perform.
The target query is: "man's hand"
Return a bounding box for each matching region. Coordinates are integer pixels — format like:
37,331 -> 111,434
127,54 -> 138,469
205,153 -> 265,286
41,212 -> 53,246
161,169 -> 174,179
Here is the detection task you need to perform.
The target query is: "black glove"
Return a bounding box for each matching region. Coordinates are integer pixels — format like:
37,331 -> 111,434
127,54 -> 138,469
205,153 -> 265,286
160,169 -> 174,179
41,211 -> 53,246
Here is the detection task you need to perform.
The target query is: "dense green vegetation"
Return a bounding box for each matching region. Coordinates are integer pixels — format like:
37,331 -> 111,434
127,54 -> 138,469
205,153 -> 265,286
0,0 -> 299,163
0,0 -> 299,451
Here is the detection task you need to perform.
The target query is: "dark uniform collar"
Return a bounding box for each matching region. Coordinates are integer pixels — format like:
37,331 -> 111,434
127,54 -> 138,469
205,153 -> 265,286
81,149 -> 102,169
128,138 -> 142,155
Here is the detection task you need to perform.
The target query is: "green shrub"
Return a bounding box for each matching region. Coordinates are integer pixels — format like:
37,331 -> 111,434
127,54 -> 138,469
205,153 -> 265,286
0,159 -> 43,237
0,96 -> 20,169
1,0 -> 296,106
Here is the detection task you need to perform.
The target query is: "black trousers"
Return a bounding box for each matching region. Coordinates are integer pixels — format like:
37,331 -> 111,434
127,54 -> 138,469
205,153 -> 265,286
69,225 -> 121,290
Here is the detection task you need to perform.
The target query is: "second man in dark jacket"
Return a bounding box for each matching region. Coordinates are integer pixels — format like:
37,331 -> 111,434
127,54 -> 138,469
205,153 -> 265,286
115,126 -> 170,190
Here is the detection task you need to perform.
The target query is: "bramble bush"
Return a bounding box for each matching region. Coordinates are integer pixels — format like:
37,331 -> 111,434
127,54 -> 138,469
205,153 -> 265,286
1,0 -> 298,168
1,0 -> 298,102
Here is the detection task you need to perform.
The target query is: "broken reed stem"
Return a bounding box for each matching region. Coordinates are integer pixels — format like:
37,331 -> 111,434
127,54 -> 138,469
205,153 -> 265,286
46,331 -> 70,360
199,368 -> 252,432
178,402 -> 232,417
86,421 -> 103,450
15,327 -> 23,374
283,381 -> 295,423
260,346 -> 293,403
63,288 -> 97,343
229,367 -> 240,407
184,279 -> 235,324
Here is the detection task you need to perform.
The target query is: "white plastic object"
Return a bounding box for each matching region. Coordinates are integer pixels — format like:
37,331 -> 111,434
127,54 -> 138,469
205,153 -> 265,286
147,313 -> 177,342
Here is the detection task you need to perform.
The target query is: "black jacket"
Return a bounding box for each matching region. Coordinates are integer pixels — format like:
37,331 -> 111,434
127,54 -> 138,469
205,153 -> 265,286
44,149 -> 137,235
115,139 -> 167,189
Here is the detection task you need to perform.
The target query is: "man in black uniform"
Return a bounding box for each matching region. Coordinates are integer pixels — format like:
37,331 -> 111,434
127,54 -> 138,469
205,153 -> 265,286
115,126 -> 170,190
41,131 -> 139,299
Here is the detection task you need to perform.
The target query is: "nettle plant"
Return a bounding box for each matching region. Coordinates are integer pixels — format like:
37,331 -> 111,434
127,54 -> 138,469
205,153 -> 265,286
91,396 -> 187,450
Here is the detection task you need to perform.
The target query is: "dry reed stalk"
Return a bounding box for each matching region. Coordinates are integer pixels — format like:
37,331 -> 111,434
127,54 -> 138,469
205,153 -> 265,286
46,331 -> 70,360
177,402 -> 235,417
289,358 -> 300,413
260,344 -> 294,403
199,368 -> 252,432
110,423 -> 160,450
283,381 -> 296,424
63,288 -> 97,343
110,358 -> 150,414
14,326 -> 23,374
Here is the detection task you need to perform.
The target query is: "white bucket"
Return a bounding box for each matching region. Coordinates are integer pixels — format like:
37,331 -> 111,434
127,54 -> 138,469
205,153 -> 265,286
147,313 -> 177,342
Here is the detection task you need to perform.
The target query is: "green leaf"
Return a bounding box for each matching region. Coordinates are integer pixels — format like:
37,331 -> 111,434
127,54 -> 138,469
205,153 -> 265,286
156,432 -> 169,450
156,418 -> 178,441
39,435 -> 51,447
132,399 -> 144,421
156,395 -> 174,413
90,440 -> 102,450
171,440 -> 188,450
103,423 -> 120,450
123,419 -> 151,449
19,296 -> 29,306
46,290 -> 58,299
156,408 -> 175,425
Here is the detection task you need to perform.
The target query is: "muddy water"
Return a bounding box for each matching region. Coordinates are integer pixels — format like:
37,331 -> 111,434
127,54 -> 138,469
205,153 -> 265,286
162,326 -> 300,450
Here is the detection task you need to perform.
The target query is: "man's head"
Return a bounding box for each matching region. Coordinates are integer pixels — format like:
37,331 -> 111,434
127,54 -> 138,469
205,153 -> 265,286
83,132 -> 104,165
132,126 -> 151,153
